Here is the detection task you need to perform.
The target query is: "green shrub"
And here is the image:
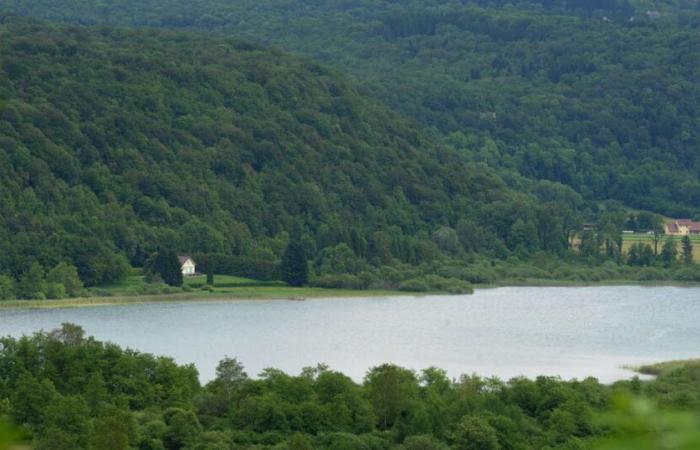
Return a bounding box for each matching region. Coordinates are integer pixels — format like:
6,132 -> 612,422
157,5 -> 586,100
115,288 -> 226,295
45,283 -> 67,299
398,278 -> 430,292
636,267 -> 668,281
461,268 -> 496,284
0,275 -> 16,300
673,267 -> 700,282
46,262 -> 83,297
312,274 -> 362,289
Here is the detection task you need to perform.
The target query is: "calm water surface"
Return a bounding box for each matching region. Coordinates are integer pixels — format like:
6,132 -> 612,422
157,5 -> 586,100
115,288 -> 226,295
1,286 -> 698,383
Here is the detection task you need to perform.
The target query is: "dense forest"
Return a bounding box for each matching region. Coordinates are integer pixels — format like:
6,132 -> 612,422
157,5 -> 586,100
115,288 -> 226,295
0,15 -> 699,296
1,324 -> 700,449
2,1 -> 699,218
1,18 -> 594,293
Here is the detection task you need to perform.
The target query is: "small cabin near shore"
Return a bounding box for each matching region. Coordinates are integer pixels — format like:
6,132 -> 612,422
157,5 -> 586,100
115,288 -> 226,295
178,256 -> 196,276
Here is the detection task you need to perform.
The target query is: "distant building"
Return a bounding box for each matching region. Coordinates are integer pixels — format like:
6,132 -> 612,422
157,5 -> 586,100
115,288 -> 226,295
178,256 -> 196,276
665,219 -> 700,236
582,223 -> 597,232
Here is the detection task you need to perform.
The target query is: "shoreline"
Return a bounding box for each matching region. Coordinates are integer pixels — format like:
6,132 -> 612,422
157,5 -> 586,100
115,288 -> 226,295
1,279 -> 699,311
0,288 -> 402,310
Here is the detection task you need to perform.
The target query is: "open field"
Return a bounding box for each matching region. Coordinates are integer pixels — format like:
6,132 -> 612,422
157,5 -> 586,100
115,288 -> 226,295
621,233 -> 700,261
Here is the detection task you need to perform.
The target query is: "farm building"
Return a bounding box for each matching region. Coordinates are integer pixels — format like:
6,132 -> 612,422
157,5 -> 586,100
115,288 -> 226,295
178,256 -> 196,276
665,219 -> 700,236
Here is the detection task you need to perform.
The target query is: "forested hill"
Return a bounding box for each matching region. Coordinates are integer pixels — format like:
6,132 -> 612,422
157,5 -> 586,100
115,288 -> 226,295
3,0 -> 699,217
2,19 -> 581,286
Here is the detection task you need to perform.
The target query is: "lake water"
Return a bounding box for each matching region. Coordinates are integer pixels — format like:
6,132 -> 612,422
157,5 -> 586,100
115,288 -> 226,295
1,286 -> 699,383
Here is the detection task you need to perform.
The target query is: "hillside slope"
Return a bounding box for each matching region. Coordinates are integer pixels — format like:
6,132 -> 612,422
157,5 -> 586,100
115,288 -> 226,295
1,19 -> 579,286
3,0 -> 698,217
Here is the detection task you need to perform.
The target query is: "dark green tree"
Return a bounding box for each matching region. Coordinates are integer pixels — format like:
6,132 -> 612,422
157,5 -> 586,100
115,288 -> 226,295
0,275 -> 16,300
364,364 -> 419,430
281,241 -> 308,287
149,251 -> 183,287
46,262 -> 83,297
578,231 -> 600,258
17,262 -> 46,299
627,243 -> 654,267
660,239 -> 678,268
453,415 -> 500,450
681,236 -> 694,265
206,263 -> 214,286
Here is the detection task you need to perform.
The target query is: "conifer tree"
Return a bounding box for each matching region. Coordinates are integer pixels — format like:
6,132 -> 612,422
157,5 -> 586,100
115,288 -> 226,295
660,239 -> 678,267
281,241 -> 308,287
206,260 -> 214,286
151,250 -> 183,287
681,236 -> 694,265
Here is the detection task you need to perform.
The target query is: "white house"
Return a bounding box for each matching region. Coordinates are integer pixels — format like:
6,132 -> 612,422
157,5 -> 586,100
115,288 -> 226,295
178,256 -> 196,276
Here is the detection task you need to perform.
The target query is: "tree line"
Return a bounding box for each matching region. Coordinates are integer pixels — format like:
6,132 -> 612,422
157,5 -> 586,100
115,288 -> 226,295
2,324 -> 700,449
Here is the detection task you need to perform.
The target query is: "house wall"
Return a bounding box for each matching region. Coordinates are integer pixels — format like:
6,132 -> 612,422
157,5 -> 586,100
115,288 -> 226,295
181,261 -> 196,275
665,222 -> 693,236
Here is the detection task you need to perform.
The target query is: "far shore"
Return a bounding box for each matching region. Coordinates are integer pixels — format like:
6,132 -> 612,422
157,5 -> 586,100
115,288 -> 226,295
1,278 -> 699,311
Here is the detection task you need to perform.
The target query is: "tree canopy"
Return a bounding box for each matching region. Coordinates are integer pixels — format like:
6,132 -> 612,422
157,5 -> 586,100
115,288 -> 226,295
2,0 -> 699,218
0,18 -> 588,289
2,325 -> 700,449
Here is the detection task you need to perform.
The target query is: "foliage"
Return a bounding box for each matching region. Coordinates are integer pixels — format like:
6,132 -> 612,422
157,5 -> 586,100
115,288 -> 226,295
1,18 -> 583,293
146,250 -> 184,287
46,262 -> 83,297
0,3 -> 698,293
661,239 -> 679,268
595,394 -> 700,450
3,1 -> 699,219
280,240 -> 309,287
681,236 -> 694,265
4,325 -> 700,449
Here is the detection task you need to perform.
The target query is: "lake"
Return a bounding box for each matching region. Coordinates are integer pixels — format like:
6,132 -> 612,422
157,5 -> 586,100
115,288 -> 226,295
1,286 -> 699,383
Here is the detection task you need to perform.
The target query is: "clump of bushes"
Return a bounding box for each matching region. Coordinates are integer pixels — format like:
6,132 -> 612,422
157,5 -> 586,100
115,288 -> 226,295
399,276 -> 473,294
311,272 -> 376,290
673,267 -> 700,282
636,267 -> 668,281
0,262 -> 85,300
398,278 -> 430,292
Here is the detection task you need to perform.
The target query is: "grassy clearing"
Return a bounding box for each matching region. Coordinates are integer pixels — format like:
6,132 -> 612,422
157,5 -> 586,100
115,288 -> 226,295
621,233 -> 700,260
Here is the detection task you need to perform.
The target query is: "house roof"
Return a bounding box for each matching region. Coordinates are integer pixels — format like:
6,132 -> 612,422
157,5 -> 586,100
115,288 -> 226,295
178,256 -> 194,265
666,219 -> 700,233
